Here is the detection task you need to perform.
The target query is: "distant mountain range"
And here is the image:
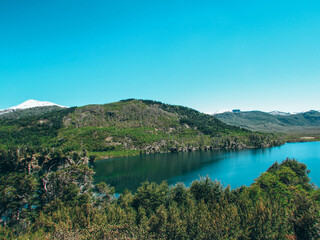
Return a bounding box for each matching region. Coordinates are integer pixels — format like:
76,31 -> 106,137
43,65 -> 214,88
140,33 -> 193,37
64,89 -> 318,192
0,99 -> 281,158
215,110 -> 320,136
215,109 -> 319,116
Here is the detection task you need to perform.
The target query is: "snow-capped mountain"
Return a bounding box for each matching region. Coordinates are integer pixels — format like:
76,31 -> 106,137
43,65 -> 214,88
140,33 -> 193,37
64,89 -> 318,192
8,99 -> 67,110
269,110 -> 292,116
214,109 -> 319,116
0,100 -> 67,115
270,110 -> 320,116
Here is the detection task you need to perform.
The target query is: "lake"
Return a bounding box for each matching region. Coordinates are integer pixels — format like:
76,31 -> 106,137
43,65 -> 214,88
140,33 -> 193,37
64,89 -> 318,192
94,141 -> 320,193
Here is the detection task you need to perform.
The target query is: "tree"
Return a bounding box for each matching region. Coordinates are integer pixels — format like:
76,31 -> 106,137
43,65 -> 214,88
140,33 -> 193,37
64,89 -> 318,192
290,193 -> 320,240
38,165 -> 94,207
0,173 -> 37,227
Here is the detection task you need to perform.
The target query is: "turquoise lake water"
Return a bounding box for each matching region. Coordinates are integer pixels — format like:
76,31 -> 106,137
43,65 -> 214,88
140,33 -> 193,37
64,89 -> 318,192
94,142 -> 320,192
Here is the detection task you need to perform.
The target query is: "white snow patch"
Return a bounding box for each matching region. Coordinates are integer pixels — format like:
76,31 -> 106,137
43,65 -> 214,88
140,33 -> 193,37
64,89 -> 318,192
8,99 -> 68,110
0,100 -> 68,115
269,110 -> 291,116
213,109 -> 232,115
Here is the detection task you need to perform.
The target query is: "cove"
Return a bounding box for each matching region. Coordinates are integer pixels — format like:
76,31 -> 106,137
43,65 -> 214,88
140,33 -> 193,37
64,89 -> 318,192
94,141 -> 320,193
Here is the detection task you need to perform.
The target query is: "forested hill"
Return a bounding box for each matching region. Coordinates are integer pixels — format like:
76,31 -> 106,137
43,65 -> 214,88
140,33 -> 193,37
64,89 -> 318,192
215,110 -> 320,136
0,99 -> 281,158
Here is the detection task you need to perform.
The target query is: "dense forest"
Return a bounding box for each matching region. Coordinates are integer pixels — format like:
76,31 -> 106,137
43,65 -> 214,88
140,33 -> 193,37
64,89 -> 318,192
0,99 -> 282,159
0,147 -> 319,239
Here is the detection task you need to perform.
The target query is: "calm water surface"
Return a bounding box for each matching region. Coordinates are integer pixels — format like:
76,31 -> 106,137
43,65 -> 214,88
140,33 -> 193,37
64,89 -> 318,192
94,142 -> 320,193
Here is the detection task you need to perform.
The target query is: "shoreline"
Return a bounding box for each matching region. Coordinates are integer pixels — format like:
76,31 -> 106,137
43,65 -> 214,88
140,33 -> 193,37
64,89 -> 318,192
94,143 -> 283,161
93,138 -> 320,161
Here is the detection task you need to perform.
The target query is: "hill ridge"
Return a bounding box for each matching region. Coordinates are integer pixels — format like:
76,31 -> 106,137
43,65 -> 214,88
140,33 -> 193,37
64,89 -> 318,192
0,99 -> 282,158
215,110 -> 320,136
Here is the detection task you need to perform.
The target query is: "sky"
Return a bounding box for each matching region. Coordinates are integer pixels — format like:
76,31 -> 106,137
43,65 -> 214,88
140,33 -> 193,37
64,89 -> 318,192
0,0 -> 320,113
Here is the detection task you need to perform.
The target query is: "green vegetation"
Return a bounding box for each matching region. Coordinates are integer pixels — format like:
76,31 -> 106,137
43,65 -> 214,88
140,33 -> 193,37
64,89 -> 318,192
0,99 -> 282,159
0,148 -> 319,239
0,101 -> 317,239
0,107 -> 76,149
215,110 -> 320,138
0,106 -> 65,121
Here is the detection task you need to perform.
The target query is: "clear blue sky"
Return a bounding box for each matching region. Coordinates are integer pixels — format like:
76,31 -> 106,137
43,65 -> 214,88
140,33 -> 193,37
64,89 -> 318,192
1,0 -> 320,113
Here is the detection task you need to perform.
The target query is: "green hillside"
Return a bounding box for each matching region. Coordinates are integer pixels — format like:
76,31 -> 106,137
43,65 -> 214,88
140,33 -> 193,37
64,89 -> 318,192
215,110 -> 320,137
0,99 -> 282,158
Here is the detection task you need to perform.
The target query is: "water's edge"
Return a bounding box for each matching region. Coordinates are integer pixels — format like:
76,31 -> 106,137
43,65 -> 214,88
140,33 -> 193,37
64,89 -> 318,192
94,142 -> 320,193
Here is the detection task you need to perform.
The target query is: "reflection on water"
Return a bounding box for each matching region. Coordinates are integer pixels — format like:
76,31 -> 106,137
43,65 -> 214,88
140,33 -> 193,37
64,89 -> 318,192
95,150 -> 229,192
94,142 -> 320,193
